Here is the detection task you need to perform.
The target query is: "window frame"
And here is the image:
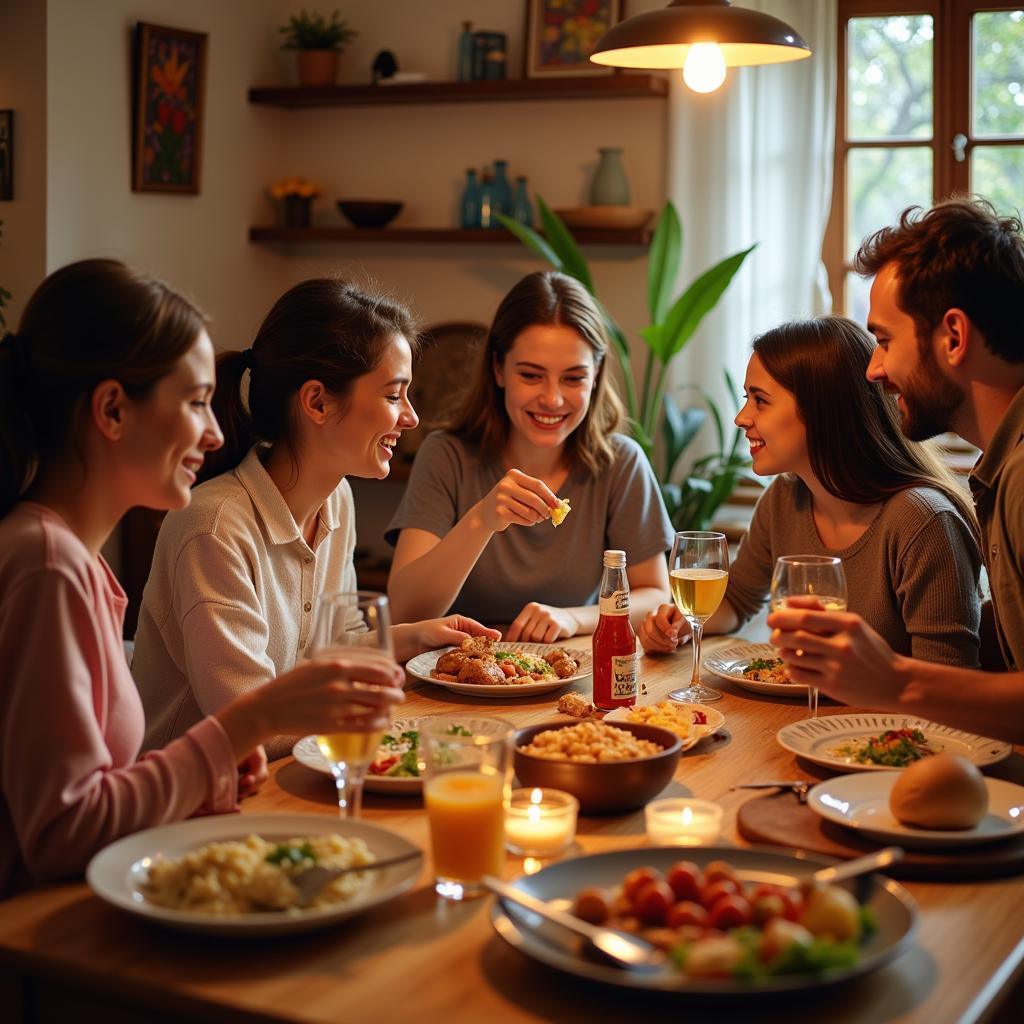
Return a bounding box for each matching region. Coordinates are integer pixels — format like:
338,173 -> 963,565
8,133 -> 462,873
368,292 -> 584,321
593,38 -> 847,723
824,0 -> 1024,312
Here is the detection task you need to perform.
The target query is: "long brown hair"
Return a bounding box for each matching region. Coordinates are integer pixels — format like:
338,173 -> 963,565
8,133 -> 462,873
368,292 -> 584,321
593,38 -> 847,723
444,271 -> 624,476
199,279 -> 418,483
0,259 -> 206,517
752,316 -> 978,532
854,197 -> 1024,363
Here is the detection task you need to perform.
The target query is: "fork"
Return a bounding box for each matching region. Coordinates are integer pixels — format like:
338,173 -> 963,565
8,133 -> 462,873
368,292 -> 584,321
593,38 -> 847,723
731,780 -> 810,803
290,850 -> 422,906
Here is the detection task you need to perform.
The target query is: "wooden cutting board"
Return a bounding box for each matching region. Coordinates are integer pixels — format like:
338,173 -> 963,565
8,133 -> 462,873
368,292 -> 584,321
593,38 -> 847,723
736,790 -> 1024,880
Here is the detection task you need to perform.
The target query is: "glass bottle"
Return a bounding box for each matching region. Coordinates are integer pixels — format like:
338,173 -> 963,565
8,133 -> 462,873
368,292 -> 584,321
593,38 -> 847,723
592,550 -> 638,710
457,21 -> 474,82
491,159 -> 512,217
460,168 -> 482,228
511,175 -> 533,226
479,168 -> 496,228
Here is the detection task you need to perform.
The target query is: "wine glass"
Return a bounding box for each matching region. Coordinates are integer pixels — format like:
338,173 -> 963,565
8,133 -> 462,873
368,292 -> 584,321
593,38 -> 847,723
769,556 -> 847,718
306,590 -> 396,817
668,531 -> 730,704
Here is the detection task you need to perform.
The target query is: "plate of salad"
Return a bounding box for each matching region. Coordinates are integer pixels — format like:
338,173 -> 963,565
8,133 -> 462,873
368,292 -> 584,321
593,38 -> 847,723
294,719 -> 426,794
776,714 -> 1012,772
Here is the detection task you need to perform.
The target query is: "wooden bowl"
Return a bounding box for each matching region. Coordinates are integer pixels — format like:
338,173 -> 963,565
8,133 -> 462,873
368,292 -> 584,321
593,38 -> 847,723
337,200 -> 404,228
554,206 -> 653,231
513,720 -> 682,816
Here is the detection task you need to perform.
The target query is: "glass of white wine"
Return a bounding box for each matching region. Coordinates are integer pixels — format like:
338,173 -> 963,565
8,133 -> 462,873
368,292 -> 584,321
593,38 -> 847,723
769,555 -> 847,718
668,531 -> 730,704
306,591 -> 395,818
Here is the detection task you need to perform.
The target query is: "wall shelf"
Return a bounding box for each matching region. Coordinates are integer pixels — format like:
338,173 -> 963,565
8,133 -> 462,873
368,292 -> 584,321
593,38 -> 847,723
249,225 -> 653,246
248,74 -> 668,109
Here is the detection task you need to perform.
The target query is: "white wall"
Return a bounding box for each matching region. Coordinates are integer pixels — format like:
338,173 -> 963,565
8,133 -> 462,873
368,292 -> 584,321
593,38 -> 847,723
0,0 -> 47,327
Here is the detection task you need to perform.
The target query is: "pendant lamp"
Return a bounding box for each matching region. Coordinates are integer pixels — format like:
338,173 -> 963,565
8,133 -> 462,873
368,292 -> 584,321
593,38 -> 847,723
590,0 -> 811,93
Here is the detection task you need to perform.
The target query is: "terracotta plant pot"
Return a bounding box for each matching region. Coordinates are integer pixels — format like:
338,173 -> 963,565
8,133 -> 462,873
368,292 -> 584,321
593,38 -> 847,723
297,50 -> 339,87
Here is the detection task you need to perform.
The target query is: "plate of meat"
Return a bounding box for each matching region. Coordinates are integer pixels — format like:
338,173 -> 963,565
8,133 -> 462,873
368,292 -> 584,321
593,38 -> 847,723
406,637 -> 591,698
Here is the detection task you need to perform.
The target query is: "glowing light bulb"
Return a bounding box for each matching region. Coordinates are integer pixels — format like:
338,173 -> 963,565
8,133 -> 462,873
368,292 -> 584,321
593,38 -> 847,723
683,42 -> 726,93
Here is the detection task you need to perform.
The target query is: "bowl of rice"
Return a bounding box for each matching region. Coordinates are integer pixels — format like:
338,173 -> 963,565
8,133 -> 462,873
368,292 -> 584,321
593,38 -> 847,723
513,720 -> 682,815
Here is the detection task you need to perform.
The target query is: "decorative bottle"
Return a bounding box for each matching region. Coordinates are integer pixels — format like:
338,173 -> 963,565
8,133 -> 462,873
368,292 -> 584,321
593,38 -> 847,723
460,168 -> 482,229
589,147 -> 630,206
457,21 -> 474,82
592,550 -> 638,710
511,176 -> 534,226
491,159 -> 512,218
479,168 -> 496,228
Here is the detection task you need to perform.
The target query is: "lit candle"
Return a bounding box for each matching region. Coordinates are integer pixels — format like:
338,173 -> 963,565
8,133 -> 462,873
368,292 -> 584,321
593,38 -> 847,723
505,787 -> 578,857
645,798 -> 723,846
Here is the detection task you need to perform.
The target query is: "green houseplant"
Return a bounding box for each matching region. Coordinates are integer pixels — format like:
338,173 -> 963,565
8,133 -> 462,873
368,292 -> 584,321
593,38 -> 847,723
279,9 -> 358,87
499,199 -> 761,531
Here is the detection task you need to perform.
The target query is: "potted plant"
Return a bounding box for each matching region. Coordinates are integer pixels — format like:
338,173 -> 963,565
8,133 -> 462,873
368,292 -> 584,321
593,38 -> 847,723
269,177 -> 322,228
500,200 -> 761,531
278,9 -> 358,88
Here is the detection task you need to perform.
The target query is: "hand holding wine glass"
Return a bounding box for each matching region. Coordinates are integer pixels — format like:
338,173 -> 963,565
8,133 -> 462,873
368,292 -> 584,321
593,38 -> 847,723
668,531 -> 730,704
769,556 -> 847,718
306,591 -> 401,817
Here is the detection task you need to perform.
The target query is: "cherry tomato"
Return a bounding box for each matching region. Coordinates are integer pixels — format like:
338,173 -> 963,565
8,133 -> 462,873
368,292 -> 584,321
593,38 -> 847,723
700,878 -> 740,909
749,883 -> 802,920
702,860 -> 740,887
781,889 -> 804,921
665,861 -> 703,902
623,867 -> 662,904
634,880 -> 676,926
708,894 -> 753,931
751,892 -> 787,925
573,887 -> 611,925
666,899 -> 709,929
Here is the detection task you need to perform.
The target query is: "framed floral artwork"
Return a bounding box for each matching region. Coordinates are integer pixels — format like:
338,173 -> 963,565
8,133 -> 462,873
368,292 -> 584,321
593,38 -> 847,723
524,0 -> 621,78
132,23 -> 207,193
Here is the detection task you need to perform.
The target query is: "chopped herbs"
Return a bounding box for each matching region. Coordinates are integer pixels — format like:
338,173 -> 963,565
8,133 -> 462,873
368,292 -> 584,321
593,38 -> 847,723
265,842 -> 317,866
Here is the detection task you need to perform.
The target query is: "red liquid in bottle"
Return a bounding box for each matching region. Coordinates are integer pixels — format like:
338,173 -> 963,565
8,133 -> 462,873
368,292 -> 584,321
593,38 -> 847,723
592,551 -> 638,710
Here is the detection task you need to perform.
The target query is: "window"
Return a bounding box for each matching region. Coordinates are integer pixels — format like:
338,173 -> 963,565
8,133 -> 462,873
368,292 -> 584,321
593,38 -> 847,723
825,2 -> 1024,318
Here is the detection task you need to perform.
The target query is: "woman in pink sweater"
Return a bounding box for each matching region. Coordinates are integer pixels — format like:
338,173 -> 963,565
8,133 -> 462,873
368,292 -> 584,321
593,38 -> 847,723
0,260 -> 405,897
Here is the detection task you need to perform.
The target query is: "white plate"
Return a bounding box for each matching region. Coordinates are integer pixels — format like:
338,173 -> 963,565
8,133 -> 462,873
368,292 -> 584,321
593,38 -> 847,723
808,772 -> 1024,847
293,718 -> 423,794
777,714 -> 1012,773
604,703 -> 725,752
86,814 -> 422,937
406,642 -> 591,698
491,846 -> 917,994
704,642 -> 808,697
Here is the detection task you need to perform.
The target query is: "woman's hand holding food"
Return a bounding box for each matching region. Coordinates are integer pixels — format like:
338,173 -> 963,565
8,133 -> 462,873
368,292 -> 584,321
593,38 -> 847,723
638,603 -> 691,655
401,616 -> 501,660
216,658 -> 406,762
505,602 -> 580,644
474,469 -> 559,533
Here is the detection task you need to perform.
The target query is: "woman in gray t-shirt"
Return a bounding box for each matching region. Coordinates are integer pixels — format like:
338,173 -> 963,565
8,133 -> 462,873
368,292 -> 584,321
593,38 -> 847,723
640,316 -> 982,667
387,271 -> 673,642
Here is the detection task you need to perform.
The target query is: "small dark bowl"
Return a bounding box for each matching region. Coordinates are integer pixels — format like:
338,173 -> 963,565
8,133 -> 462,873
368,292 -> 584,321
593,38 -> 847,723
337,200 -> 403,228
513,721 -> 682,816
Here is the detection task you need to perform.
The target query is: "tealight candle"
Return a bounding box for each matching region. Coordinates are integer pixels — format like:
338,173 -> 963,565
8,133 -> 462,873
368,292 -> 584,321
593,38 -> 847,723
505,787 -> 578,857
645,798 -> 723,846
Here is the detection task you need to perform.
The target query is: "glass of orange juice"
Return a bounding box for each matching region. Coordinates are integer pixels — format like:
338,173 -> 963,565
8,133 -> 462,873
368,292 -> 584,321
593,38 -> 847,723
421,716 -> 513,900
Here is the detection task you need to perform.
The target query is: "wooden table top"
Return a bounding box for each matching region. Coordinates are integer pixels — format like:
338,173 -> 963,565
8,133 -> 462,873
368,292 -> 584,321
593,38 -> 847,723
3,634 -> 1023,1024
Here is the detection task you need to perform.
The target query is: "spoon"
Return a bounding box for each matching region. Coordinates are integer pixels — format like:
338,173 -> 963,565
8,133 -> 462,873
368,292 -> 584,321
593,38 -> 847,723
291,850 -> 422,906
802,846 -> 903,890
482,875 -> 665,972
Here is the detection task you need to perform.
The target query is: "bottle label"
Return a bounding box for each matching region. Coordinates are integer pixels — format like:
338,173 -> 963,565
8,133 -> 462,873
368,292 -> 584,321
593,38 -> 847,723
611,653 -> 638,700
599,590 -> 630,616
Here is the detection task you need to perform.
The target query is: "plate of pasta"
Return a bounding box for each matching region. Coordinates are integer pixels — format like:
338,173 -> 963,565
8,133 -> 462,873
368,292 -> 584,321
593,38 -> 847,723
86,814 -> 422,936
406,637 -> 591,698
605,702 -> 725,751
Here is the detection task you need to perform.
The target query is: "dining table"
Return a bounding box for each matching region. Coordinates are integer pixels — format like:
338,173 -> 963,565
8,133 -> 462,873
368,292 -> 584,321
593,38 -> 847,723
2,632 -> 1023,1024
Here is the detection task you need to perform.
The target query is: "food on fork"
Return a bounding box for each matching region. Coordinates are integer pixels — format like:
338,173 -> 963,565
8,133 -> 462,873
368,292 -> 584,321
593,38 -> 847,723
428,636 -> 579,685
550,497 -> 572,527
889,753 -> 989,830
556,692 -> 595,718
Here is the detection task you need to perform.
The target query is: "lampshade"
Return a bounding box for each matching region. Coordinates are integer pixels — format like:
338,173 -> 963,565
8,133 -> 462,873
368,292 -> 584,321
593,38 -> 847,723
590,0 -> 811,70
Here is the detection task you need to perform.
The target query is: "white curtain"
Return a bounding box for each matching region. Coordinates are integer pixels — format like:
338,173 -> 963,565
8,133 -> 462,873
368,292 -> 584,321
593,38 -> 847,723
664,0 -> 838,417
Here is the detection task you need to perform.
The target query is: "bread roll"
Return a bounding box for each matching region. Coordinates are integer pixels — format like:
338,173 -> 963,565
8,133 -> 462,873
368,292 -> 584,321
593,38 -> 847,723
889,753 -> 989,830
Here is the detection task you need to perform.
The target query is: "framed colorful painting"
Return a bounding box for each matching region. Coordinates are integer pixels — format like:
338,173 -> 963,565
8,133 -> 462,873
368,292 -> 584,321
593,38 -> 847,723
524,0 -> 621,78
132,23 -> 207,193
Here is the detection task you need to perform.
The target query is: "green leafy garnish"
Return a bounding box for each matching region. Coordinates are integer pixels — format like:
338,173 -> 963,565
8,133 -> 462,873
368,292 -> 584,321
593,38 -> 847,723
748,657 -> 784,671
446,724 -> 472,736
265,842 -> 317,866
